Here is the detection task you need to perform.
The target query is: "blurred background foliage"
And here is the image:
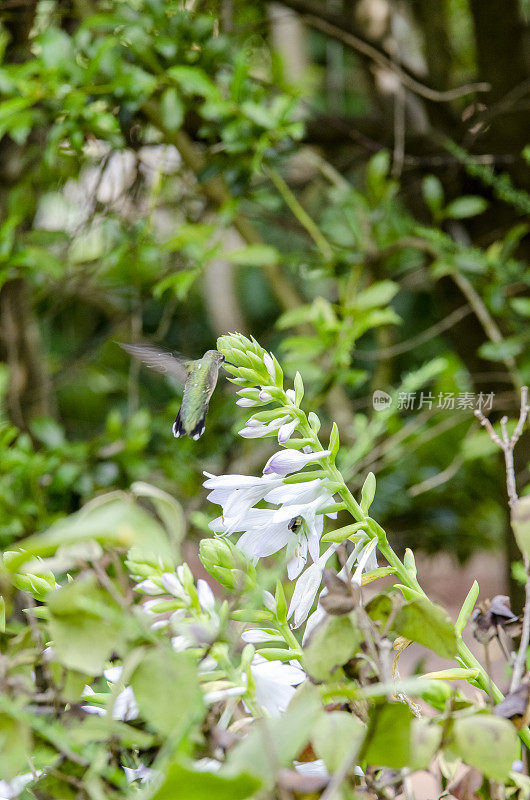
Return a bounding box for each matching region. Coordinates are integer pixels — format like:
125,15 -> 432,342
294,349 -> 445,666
1,0 -> 529,575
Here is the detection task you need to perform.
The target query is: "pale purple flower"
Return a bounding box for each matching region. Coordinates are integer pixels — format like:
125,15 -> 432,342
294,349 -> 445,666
236,397 -> 258,407
238,416 -> 290,439
197,579 -> 215,612
277,418 -> 298,444
263,449 -> 331,476
263,352 -> 276,381
123,764 -> 156,784
259,389 -> 272,402
135,579 -> 161,595
161,571 -> 186,599
241,629 -> 284,644
250,655 -> 306,716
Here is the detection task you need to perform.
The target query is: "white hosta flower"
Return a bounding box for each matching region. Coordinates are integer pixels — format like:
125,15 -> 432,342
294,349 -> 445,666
0,773 -> 42,799
288,545 -> 338,628
238,415 -> 290,439
204,472 -> 282,532
286,389 -> 296,403
197,579 -> 215,612
241,629 -> 285,644
250,655 -> 306,716
161,571 -> 187,599
263,449 -> 331,476
136,579 -> 162,595
303,537 -> 378,645
259,389 -> 272,402
123,764 -> 156,784
113,686 -> 139,721
277,418 -> 298,444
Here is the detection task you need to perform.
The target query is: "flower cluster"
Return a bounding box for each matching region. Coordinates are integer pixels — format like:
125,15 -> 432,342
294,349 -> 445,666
204,334 -> 379,629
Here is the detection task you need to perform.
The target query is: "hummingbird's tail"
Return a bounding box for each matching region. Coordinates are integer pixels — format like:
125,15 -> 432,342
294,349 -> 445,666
172,410 -> 206,440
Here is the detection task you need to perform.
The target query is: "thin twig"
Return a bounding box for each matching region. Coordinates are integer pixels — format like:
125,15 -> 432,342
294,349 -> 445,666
475,387 -> 530,692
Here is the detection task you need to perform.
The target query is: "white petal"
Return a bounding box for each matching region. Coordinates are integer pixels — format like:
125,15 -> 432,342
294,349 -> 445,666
288,564 -> 324,628
259,390 -> 272,402
278,418 -> 297,443
236,397 -> 258,406
263,450 -> 331,476
263,352 -> 276,380
161,572 -> 186,599
241,629 -> 284,643
136,579 -> 161,595
112,686 -> 139,721
197,579 -> 215,612
237,521 -> 291,559
352,539 -> 378,586
104,666 -> 123,683
286,389 -> 296,402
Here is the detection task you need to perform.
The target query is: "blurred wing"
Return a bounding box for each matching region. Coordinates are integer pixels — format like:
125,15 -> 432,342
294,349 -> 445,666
118,342 -> 190,386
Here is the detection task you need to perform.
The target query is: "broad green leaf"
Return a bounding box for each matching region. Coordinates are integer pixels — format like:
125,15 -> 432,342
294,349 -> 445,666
363,703 -> 412,769
4,496 -> 173,572
152,762 -> 261,800
0,713 -> 31,780
303,615 -> 361,681
422,175 -> 444,216
130,649 -> 204,738
168,66 -> 220,100
479,337 -> 524,361
160,87 -> 184,131
445,196 -> 488,219
349,280 -> 399,310
47,576 -> 125,676
408,719 -> 442,770
226,245 -> 279,267
452,714 -> 518,781
312,711 -> 365,772
131,482 -> 185,557
227,684 -> 322,787
394,597 -> 457,658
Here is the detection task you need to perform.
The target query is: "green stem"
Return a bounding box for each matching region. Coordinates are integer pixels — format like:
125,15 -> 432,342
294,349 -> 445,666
265,166 -> 334,262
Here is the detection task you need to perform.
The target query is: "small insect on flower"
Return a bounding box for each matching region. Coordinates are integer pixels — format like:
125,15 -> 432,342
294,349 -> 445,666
118,343 -> 225,439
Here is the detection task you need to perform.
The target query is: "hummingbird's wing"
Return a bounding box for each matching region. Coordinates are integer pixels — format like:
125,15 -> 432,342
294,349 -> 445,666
118,342 -> 191,386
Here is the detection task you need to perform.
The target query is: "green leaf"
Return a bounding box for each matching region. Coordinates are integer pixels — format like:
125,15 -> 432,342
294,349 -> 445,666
225,245 -> 279,267
511,297 -> 530,317
312,711 -> 365,772
227,684 -> 322,786
5,496 -> 173,573
455,580 -> 479,636
328,422 -> 339,458
303,615 -> 361,681
445,196 -> 488,219
422,175 -> 444,216
47,576 -> 125,676
167,66 -> 220,100
394,598 -> 457,658
363,703 -> 412,769
152,762 -> 261,800
350,281 -> 399,310
130,482 -> 185,558
0,713 -> 31,780
408,719 -> 442,771
360,472 -> 376,513
294,371 -> 304,406
160,87 -> 184,131
130,649 -> 204,738
479,337 -> 524,361
452,714 -> 518,781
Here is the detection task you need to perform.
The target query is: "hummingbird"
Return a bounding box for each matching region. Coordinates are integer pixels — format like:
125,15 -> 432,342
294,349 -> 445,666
118,343 -> 225,439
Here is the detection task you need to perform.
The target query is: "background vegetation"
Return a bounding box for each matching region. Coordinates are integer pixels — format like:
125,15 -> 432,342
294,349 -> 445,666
0,0 -> 530,797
